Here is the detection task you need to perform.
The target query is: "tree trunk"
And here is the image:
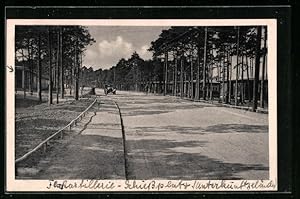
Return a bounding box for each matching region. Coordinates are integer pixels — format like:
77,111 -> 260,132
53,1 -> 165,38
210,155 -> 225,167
173,53 -> 177,96
22,52 -> 26,99
202,27 -> 208,100
251,57 -> 254,78
70,68 -> 73,95
235,27 -> 240,106
195,45 -> 201,100
260,26 -> 267,108
246,55 -> 251,102
74,39 -> 79,100
37,32 -> 42,102
27,38 -> 33,95
190,56 -> 193,99
206,64 -> 210,100
113,67 -> 116,85
222,55 -> 225,103
80,52 -> 83,93
229,54 -> 233,104
56,29 -> 60,104
217,56 -> 221,102
249,57 -> 254,102
180,55 -> 184,98
209,62 -> 213,100
226,49 -> 230,104
252,26 -> 262,111
60,27 -> 64,98
184,71 -> 187,97
241,54 -> 245,104
53,62 -> 56,92
48,27 -> 53,105
164,51 -> 168,96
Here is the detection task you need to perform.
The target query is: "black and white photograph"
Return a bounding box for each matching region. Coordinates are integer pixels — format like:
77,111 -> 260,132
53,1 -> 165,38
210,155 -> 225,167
5,19 -> 277,192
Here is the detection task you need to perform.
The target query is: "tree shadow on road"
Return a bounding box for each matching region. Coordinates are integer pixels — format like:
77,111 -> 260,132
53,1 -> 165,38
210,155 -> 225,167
126,138 -> 269,180
123,110 -> 172,116
130,124 -> 268,136
131,126 -> 206,136
205,124 -> 268,134
119,103 -> 210,116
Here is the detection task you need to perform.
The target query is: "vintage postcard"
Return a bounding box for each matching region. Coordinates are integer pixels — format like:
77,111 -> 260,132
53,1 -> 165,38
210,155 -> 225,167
5,19 -> 277,192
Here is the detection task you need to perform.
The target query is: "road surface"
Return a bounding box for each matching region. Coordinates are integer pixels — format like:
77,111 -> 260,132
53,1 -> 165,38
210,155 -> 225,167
19,89 -> 269,180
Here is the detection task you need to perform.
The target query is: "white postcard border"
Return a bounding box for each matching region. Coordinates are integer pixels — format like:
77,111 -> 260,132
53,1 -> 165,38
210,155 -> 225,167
6,19 -> 277,192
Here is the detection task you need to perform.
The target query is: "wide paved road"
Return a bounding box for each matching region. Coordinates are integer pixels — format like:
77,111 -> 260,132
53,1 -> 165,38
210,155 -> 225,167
19,89 -> 269,180
106,89 -> 269,180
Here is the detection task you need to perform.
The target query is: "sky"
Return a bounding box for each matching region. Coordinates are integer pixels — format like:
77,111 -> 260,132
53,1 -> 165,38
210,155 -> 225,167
83,26 -> 169,70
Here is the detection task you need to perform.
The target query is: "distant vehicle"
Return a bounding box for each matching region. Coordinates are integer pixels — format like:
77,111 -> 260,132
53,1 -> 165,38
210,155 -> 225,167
104,85 -> 117,95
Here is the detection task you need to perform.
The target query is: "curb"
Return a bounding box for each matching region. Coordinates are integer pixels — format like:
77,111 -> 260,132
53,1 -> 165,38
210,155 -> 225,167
175,96 -> 268,114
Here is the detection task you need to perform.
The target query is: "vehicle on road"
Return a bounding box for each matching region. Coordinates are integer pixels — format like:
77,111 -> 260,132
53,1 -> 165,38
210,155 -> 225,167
104,85 -> 117,95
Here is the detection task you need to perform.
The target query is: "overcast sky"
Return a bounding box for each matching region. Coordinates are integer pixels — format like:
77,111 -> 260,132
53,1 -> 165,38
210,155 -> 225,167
83,26 -> 169,70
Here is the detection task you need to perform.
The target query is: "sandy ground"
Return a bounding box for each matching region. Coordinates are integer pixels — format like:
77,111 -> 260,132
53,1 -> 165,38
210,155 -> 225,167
15,95 -> 95,159
16,89 -> 269,180
17,96 -> 126,179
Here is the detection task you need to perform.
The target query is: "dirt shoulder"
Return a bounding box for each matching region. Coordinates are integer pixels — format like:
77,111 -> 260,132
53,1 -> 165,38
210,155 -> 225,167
15,95 -> 95,160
